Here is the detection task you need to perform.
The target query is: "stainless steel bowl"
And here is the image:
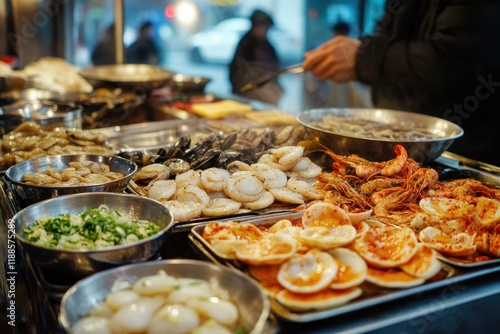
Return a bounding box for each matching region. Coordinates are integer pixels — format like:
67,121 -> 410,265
13,192 -> 175,280
79,64 -> 175,90
171,74 -> 211,93
59,259 -> 270,334
4,154 -> 138,208
297,108 -> 464,162
0,99 -> 82,135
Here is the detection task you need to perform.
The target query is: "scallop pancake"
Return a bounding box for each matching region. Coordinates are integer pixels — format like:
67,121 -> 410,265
399,243 -> 441,279
366,267 -> 425,289
276,287 -> 362,311
353,226 -> 418,268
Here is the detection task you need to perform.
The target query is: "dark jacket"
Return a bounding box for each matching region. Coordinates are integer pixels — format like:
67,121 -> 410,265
356,0 -> 500,166
229,31 -> 282,105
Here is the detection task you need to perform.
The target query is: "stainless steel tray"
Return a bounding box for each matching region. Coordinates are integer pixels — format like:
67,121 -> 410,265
88,119 -> 208,151
189,212 -> 500,323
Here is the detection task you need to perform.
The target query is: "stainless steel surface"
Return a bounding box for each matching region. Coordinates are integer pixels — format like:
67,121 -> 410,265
0,100 -> 82,135
189,211 -> 500,323
4,154 -> 137,207
241,63 -> 304,92
170,74 -> 212,93
79,64 -> 175,90
59,259 -> 270,334
441,151 -> 500,175
297,108 -> 464,163
92,119 -> 207,151
12,192 -> 174,279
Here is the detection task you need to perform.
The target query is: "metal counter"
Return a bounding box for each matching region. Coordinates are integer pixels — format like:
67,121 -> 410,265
2,152 -> 500,334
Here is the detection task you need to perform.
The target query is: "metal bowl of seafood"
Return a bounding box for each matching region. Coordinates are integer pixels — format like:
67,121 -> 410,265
79,64 -> 175,90
170,74 -> 211,93
297,108 -> 464,162
12,192 -> 174,280
0,99 -> 82,136
4,154 -> 138,208
59,259 -> 270,334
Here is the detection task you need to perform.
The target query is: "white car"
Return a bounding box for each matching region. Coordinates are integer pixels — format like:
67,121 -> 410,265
188,18 -> 302,65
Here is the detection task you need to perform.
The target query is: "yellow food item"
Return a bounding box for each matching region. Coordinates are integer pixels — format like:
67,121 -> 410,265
245,110 -> 298,126
191,100 -> 252,118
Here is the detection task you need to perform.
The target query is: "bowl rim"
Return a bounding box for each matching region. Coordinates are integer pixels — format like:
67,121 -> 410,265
58,258 -> 271,333
4,153 -> 137,189
296,108 -> 464,143
12,192 -> 175,254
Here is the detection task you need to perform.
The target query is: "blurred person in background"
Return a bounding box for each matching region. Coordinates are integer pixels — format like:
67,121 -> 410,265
91,24 -> 116,65
303,0 -> 500,166
126,21 -> 159,65
229,9 -> 282,105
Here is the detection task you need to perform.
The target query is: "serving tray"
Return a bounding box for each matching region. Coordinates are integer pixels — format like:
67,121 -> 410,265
189,212 -> 500,323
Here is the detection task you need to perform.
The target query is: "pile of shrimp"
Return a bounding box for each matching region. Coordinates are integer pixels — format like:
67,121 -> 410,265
134,146 -> 325,222
315,144 -> 500,258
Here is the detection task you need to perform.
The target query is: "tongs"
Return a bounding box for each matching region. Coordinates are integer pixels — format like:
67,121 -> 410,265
240,63 -> 304,92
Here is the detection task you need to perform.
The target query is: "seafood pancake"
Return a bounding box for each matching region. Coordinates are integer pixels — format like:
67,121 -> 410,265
248,265 -> 284,298
353,227 -> 418,268
327,248 -> 367,290
299,225 -> 357,249
419,226 -> 477,257
236,233 -> 297,265
301,202 -> 351,228
202,222 -> 264,243
276,287 -> 362,312
366,267 -> 425,289
277,249 -> 337,294
399,243 -> 442,279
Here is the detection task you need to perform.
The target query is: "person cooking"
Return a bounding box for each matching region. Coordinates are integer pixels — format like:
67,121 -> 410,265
303,0 -> 500,166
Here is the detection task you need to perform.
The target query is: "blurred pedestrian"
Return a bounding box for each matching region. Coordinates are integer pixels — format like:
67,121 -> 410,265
229,9 -> 282,105
91,24 -> 116,65
126,21 -> 159,65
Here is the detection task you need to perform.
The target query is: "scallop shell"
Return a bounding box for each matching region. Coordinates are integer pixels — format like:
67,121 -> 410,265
302,202 -> 351,228
277,249 -> 337,294
418,226 -> 476,257
399,243 -> 441,279
353,227 -> 418,268
328,248 -> 367,290
299,225 -> 357,249
276,287 -> 362,312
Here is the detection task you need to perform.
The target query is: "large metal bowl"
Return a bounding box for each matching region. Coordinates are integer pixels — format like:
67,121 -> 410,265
59,259 -> 270,334
170,74 -> 211,93
79,64 -> 175,90
4,154 -> 138,207
13,192 -> 175,280
297,108 -> 464,162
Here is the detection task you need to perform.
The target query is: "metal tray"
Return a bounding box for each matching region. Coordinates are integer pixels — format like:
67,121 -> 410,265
189,212 -> 500,323
89,119 -> 208,151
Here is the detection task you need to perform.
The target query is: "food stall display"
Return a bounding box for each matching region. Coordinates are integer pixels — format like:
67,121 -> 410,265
2,62 -> 500,334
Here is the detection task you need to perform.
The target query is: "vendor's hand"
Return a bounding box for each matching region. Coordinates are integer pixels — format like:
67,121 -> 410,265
303,36 -> 361,82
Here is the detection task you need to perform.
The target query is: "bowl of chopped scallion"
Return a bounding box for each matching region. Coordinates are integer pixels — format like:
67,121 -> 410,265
12,192 -> 175,280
